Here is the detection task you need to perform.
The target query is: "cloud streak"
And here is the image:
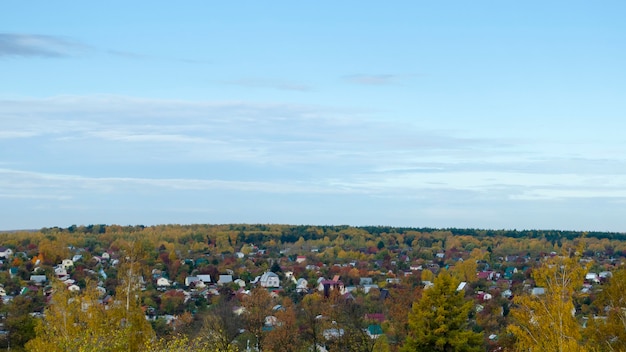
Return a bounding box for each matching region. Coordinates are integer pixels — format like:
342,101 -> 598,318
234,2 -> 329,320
223,78 -> 312,91
0,33 -> 88,58
343,74 -> 412,86
0,168 -> 357,197
3,94 -> 626,232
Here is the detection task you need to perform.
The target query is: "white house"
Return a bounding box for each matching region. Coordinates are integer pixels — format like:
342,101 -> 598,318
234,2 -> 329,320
531,287 -> 545,296
0,247 -> 13,259
62,259 -> 74,269
218,275 -> 233,286
30,275 -> 47,284
55,266 -> 68,278
259,272 -> 280,288
296,278 -> 308,293
197,274 -> 212,283
185,276 -> 199,287
157,277 -> 171,287
599,271 -> 613,279
585,273 -> 600,283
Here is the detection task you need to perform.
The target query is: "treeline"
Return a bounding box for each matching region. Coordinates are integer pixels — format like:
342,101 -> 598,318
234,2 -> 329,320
41,224 -> 626,242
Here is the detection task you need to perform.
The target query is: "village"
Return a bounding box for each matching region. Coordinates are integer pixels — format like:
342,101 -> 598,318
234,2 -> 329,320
0,224 -> 623,351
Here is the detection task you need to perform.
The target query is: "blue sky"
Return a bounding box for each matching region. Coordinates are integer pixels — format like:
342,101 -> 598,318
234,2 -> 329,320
1,2 -> 626,231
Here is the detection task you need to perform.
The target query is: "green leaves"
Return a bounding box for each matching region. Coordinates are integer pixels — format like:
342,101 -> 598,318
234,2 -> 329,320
403,270 -> 483,352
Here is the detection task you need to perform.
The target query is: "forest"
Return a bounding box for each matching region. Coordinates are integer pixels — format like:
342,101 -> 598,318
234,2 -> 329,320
0,223 -> 625,351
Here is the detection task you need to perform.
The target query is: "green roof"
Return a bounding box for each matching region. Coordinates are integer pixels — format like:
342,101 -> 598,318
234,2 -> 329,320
368,324 -> 383,336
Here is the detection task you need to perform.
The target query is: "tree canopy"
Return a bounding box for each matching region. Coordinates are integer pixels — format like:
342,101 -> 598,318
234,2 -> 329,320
402,270 -> 483,352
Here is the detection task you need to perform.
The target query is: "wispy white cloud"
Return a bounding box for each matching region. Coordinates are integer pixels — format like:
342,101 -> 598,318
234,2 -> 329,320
85,130 -> 209,144
0,33 -> 88,58
0,168 -> 356,197
342,74 -> 415,86
106,49 -> 212,64
2,94 -> 625,213
223,78 -> 312,91
0,130 -> 41,139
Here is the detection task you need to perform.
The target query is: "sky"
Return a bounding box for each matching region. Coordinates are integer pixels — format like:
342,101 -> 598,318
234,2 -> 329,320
1,2 -> 626,232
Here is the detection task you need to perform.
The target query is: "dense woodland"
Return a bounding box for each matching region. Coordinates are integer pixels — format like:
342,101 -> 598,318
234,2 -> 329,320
1,224 -> 626,351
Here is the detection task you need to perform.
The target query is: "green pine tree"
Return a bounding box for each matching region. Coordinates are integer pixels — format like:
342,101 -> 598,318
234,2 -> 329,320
402,270 -> 483,352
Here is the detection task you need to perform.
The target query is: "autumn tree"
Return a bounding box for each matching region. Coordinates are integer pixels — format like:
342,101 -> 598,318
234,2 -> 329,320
200,299 -> 242,352
145,335 -> 217,352
242,287 -> 274,351
402,270 -> 483,352
384,282 -> 420,350
451,259 -> 477,284
324,295 -> 388,352
299,293 -> 330,352
507,252 -> 588,352
264,297 -> 303,352
584,267 -> 626,351
26,242 -> 154,352
26,280 -> 153,352
0,293 -> 41,350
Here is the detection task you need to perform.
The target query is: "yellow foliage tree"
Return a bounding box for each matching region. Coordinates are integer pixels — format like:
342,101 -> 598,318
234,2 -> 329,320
585,267 -> 626,351
451,258 -> 477,283
26,280 -> 154,352
507,252 -> 588,352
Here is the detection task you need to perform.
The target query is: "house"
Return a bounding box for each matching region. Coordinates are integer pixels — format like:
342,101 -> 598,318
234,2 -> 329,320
0,247 -> 13,259
476,292 -> 493,301
457,282 -> 468,291
531,287 -> 545,296
196,274 -> 212,284
234,279 -> 246,288
296,256 -> 307,264
285,271 -> 298,284
259,272 -> 280,288
55,266 -> 69,280
30,275 -> 47,284
386,278 -> 400,285
185,276 -> 199,287
359,277 -> 373,286
157,277 -> 171,287
296,278 -> 308,293
218,275 -> 233,286
366,324 -> 383,339
504,267 -> 518,279
62,259 -> 74,269
585,273 -> 600,284
318,276 -> 345,296
477,271 -> 495,281
323,328 -> 344,340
